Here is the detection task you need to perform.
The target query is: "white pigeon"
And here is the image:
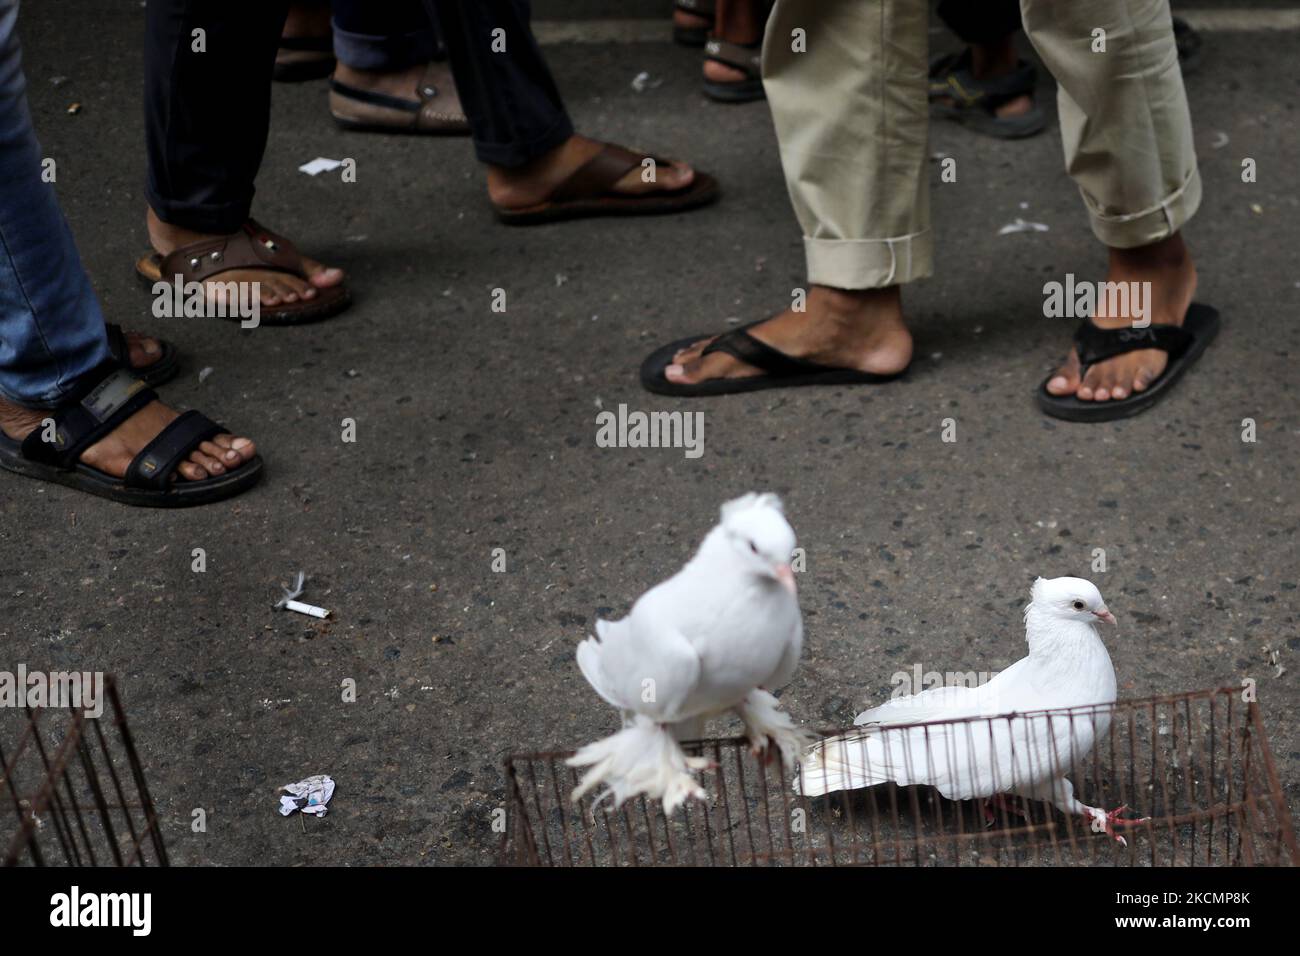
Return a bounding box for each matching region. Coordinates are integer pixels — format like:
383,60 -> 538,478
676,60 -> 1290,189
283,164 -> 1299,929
569,493 -> 812,815
797,576 -> 1146,844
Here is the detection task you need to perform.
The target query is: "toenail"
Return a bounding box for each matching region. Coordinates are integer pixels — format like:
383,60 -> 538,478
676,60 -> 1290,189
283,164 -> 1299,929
666,364 -> 683,376
145,341 -> 161,355
224,450 -> 239,460
1048,376 -> 1067,391
232,438 -> 251,450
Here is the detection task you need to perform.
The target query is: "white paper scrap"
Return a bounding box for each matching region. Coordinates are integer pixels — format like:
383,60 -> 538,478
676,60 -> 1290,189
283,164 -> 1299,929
997,217 -> 1050,236
279,774 -> 335,817
298,157 -> 343,176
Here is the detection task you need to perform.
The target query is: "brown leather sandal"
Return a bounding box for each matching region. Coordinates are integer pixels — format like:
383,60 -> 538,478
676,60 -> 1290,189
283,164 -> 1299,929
492,143 -> 720,226
134,220 -> 351,326
329,62 -> 469,135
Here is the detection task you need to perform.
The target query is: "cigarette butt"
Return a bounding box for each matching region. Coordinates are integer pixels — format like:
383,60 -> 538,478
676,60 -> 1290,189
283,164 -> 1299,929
284,600 -> 330,619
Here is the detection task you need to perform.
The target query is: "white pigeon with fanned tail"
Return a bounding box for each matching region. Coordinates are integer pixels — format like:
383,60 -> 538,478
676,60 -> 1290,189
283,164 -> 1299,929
797,576 -> 1147,844
569,493 -> 812,815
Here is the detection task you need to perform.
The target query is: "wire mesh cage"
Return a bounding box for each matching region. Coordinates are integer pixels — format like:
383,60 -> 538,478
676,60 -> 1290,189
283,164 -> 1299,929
501,687 -> 1298,866
1,675 -> 168,867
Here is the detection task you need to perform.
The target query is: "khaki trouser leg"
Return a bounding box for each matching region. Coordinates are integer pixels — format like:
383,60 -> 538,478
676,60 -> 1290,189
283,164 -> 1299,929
1020,0 -> 1200,248
761,0 -> 931,289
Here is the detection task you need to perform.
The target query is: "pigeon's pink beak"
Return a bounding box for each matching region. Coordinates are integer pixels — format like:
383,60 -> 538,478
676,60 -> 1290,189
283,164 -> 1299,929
774,563 -> 797,595
1093,608 -> 1116,626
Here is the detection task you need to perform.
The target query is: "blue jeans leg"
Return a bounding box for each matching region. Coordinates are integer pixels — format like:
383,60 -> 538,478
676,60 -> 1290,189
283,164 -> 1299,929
0,0 -> 109,409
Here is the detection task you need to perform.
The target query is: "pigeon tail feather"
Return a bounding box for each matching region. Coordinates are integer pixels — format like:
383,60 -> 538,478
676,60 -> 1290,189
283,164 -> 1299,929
567,715 -> 709,815
795,729 -> 897,797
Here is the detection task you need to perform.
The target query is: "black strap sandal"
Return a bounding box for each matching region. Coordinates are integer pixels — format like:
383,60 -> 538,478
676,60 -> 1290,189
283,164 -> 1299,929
105,323 -> 178,387
703,38 -> 765,103
640,321 -> 907,397
1036,303 -> 1220,422
0,364 -> 263,506
928,50 -> 1046,140
673,0 -> 716,47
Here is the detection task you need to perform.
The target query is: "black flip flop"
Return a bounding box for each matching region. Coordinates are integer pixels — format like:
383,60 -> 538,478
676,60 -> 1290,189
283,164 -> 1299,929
0,365 -> 263,507
640,321 -> 907,397
105,322 -> 178,388
1036,303 -> 1220,422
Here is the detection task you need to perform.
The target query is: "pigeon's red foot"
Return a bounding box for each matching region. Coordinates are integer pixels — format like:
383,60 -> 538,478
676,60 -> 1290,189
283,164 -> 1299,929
1086,805 -> 1151,846
749,737 -> 780,765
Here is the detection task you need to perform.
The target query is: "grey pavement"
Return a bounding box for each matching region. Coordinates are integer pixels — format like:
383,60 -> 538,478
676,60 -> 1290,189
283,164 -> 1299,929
2,2 -> 1297,865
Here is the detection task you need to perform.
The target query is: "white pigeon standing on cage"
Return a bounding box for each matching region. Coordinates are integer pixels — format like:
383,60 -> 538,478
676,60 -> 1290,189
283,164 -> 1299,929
797,576 -> 1148,844
568,492 -> 813,815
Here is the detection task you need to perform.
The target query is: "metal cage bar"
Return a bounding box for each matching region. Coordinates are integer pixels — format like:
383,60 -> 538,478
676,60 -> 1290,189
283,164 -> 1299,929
500,688 -> 1299,867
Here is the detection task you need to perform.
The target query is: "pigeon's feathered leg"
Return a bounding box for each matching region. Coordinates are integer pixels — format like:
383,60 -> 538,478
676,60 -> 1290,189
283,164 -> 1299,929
567,715 -> 710,815
734,688 -> 814,769
1045,776 -> 1150,847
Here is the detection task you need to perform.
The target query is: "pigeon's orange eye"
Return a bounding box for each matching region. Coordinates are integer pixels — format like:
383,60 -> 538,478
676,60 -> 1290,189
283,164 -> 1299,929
1072,600 -> 1085,610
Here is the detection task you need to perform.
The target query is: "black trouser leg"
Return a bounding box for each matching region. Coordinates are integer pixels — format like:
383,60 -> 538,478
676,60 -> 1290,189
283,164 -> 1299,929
144,0 -> 289,234
422,0 -> 573,168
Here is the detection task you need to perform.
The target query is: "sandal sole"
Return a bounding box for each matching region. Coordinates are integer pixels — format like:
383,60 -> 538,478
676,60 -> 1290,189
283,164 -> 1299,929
702,79 -> 765,103
0,434 -> 264,508
640,333 -> 906,397
494,172 -> 720,226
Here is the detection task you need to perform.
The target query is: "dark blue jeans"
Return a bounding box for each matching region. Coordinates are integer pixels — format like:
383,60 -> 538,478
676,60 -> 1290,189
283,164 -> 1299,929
0,0 -> 109,408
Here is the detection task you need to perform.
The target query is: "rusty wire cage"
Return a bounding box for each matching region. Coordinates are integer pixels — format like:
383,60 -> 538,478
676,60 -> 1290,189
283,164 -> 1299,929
501,687 -> 1298,866
1,676 -> 168,866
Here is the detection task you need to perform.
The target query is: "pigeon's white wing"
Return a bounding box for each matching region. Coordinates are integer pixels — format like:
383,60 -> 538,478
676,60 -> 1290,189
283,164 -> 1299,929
575,615 -> 702,723
852,685 -> 984,728
852,657 -> 1036,726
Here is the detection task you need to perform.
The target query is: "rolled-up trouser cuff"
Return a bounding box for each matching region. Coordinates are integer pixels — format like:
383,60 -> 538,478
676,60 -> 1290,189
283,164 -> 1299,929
804,232 -> 934,290
1085,166 -> 1202,249
472,113 -> 574,169
145,181 -> 250,237
332,22 -> 436,72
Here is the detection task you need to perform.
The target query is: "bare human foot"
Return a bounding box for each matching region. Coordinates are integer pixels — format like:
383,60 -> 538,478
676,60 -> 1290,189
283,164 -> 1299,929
664,286 -> 913,386
485,135 -> 697,210
0,395 -> 256,483
1045,233 -> 1198,402
146,208 -> 345,310
702,0 -> 763,86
